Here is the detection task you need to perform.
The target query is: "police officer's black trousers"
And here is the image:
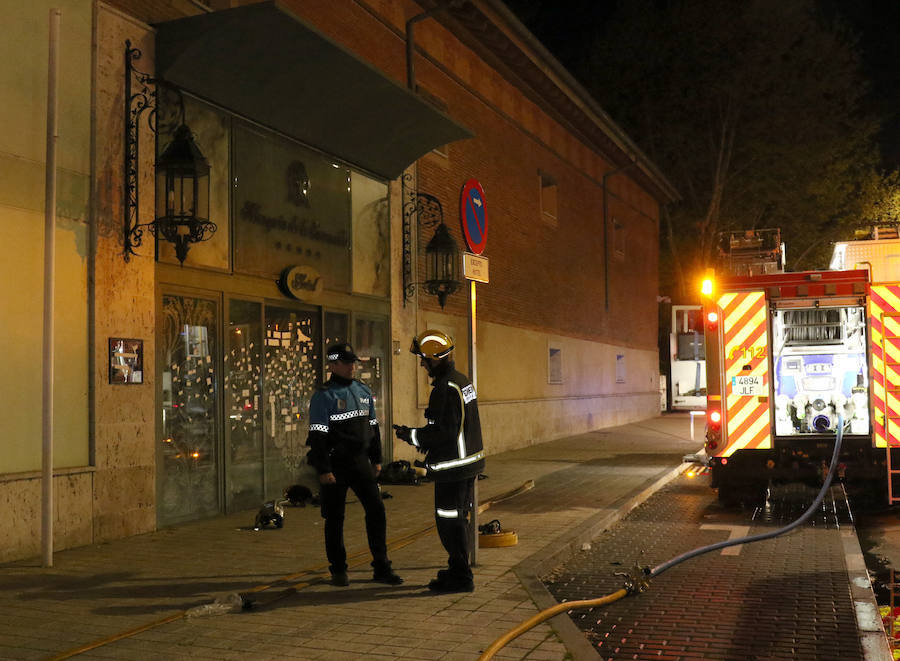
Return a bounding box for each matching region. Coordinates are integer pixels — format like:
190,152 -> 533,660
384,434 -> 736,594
434,477 -> 475,580
320,456 -> 389,575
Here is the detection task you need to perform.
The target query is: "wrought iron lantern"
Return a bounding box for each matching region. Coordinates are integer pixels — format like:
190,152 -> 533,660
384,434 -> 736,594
123,40 -> 216,265
401,184 -> 462,308
423,222 -> 461,308
153,125 -> 214,264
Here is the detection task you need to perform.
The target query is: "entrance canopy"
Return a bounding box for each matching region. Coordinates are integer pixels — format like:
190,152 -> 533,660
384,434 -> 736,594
155,1 -> 473,180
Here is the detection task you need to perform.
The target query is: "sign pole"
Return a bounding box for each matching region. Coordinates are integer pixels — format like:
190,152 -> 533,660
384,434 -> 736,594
468,279 -> 478,566
459,178 -> 489,569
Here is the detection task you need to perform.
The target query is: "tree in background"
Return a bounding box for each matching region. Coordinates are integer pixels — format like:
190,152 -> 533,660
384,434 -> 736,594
564,0 -> 899,300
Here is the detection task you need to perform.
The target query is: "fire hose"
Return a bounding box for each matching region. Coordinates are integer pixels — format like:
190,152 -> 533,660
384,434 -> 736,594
478,416 -> 845,660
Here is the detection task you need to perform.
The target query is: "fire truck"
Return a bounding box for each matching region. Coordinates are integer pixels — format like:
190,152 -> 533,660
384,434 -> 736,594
701,228 -> 900,506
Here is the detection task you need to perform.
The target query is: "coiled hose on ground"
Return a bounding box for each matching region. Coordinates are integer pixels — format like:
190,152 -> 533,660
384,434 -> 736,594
478,417 -> 846,660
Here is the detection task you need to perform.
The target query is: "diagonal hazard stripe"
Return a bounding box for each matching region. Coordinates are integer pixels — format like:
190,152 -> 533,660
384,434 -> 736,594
886,338 -> 900,368
729,307 -> 766,351
726,392 -> 757,431
720,291 -> 771,453
874,286 -> 900,317
722,294 -> 766,349
885,315 -> 900,338
725,411 -> 771,454
717,292 -> 738,313
872,288 -> 900,449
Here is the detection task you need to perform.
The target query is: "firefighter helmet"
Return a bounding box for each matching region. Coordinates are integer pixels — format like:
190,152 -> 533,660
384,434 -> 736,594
411,329 -> 454,360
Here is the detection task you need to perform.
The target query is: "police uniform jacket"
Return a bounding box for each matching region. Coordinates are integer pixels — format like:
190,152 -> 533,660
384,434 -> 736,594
306,375 -> 381,475
410,360 -> 485,482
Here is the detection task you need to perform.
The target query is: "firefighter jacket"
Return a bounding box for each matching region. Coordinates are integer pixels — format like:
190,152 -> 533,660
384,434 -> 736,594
410,360 -> 485,482
306,374 -> 382,475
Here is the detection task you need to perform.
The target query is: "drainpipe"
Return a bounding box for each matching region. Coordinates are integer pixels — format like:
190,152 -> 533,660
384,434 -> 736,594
43,7 -> 61,568
602,160 -> 637,311
406,6 -> 446,90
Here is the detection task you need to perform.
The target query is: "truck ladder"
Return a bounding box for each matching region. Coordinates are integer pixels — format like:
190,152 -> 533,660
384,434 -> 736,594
883,312 -> 900,504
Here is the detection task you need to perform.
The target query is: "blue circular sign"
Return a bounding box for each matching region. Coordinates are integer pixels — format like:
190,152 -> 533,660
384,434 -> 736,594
460,178 -> 488,255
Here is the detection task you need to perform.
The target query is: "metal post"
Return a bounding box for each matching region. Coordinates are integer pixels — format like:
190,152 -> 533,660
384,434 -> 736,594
42,7 -> 61,568
468,280 -> 478,566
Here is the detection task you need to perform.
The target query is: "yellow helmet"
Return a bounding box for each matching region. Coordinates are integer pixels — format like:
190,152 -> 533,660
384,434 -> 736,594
411,329 -> 454,360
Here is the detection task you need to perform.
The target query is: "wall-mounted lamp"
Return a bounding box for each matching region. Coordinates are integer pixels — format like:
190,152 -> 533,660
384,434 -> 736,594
123,40 -> 216,265
422,221 -> 461,308
401,179 -> 461,308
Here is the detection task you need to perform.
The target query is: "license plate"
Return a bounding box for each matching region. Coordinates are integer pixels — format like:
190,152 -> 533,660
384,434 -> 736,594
731,375 -> 762,396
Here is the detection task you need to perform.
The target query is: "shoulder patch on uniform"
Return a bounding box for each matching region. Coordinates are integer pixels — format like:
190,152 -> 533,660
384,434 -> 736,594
461,384 -> 476,404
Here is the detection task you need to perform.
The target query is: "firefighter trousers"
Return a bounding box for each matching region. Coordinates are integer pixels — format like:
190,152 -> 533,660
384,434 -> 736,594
434,477 -> 475,580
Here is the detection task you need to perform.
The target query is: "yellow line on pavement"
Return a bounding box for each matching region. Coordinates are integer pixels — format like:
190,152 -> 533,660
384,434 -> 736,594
45,481 -> 529,660
46,613 -> 185,661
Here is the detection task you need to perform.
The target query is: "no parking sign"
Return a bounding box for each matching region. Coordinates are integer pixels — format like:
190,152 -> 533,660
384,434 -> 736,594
459,178 -> 488,255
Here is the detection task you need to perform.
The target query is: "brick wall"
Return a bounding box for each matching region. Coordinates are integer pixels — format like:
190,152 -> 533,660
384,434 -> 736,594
292,0 -> 661,352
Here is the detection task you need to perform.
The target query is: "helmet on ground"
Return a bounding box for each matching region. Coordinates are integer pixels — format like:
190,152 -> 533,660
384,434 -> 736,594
411,329 -> 454,360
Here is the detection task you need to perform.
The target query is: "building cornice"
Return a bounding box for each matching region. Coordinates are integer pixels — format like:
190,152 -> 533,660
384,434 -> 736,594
419,0 -> 680,204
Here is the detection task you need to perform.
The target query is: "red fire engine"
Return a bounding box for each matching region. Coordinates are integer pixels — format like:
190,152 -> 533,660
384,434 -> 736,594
701,229 -> 900,506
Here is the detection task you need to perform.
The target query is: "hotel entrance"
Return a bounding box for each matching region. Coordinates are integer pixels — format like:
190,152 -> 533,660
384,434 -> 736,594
157,290 -> 389,527
152,86 -> 396,527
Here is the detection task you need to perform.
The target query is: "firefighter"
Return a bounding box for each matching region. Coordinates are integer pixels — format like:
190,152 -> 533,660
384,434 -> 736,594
395,330 -> 485,593
306,342 -> 403,587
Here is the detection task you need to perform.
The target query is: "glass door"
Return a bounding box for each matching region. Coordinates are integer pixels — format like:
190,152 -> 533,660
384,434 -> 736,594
263,305 -> 322,499
354,315 -> 390,462
225,299 -> 264,512
158,293 -> 220,525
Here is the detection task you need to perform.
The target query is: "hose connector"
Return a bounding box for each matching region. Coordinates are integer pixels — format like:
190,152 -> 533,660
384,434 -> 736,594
615,564 -> 651,594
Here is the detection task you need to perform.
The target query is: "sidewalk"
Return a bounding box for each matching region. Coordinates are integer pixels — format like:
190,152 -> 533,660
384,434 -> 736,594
0,414 -> 701,661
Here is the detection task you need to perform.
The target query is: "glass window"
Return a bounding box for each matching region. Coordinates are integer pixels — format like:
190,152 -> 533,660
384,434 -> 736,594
548,346 -> 562,384
613,218 -> 626,260
540,171 -> 558,224
354,317 -> 389,445
158,294 -> 220,525
351,172 -> 389,297
233,122 -> 351,289
325,311 -> 350,348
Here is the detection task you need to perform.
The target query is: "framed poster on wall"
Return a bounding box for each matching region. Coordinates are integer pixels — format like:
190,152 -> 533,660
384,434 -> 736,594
109,338 -> 144,384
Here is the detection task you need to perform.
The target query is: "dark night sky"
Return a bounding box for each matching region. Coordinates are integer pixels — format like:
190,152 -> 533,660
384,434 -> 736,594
506,0 -> 900,169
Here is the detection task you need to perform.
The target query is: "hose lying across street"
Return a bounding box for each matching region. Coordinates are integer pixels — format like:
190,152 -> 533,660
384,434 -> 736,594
478,416 -> 846,660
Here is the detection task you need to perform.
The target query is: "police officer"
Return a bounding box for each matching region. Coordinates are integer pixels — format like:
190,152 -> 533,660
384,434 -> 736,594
306,342 -> 402,587
395,330 -> 485,593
